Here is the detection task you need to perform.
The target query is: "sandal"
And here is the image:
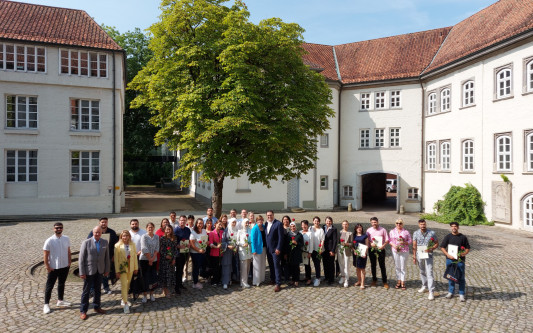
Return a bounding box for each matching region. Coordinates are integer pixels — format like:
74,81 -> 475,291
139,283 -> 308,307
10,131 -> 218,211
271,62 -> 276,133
395,282 -> 401,289
355,282 -> 361,286
360,286 -> 365,290
401,284 -> 406,290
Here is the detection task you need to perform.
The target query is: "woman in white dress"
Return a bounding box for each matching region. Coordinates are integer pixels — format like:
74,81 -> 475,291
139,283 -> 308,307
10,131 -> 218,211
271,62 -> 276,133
299,220 -> 314,285
237,218 -> 252,288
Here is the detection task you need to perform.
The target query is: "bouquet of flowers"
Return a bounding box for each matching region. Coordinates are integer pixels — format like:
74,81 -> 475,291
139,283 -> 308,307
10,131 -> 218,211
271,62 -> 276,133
396,236 -> 407,251
303,240 -> 309,253
180,239 -> 189,253
119,255 -> 130,274
317,241 -> 324,260
198,239 -> 207,252
453,246 -> 466,263
338,238 -> 348,256
245,233 -> 252,254
426,237 -> 436,252
165,246 -> 173,259
371,237 -> 381,258
353,240 -> 361,257
290,236 -> 297,250
229,233 -> 238,253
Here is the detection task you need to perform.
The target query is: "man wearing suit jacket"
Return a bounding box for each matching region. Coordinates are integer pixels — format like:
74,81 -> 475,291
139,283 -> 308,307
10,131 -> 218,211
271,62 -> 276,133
79,226 -> 110,320
322,216 -> 338,285
265,210 -> 284,292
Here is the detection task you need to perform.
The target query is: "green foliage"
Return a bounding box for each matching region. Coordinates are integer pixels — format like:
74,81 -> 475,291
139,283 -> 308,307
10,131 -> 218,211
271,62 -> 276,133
500,174 -> 509,183
423,184 -> 491,226
124,162 -> 174,185
129,0 -> 333,212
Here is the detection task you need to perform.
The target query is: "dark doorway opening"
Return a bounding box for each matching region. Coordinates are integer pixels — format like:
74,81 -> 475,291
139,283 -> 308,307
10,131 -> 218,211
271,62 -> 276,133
361,173 -> 397,211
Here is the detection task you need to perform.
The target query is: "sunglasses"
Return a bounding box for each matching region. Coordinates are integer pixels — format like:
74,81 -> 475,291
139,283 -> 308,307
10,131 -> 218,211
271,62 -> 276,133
55,227 -> 63,229
395,223 -> 403,225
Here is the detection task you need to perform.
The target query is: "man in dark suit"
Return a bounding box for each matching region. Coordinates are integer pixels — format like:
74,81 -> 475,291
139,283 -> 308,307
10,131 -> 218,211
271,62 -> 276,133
265,210 -> 284,292
79,226 -> 110,320
322,216 -> 338,285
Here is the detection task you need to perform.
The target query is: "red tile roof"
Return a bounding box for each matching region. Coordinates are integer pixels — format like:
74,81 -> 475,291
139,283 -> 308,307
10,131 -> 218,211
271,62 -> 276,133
423,0 -> 533,74
301,43 -> 338,81
0,0 -> 121,51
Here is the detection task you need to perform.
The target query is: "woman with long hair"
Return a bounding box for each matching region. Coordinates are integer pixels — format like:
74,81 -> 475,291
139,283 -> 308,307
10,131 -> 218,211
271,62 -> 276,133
140,222 -> 159,303
189,218 -> 208,289
310,216 -> 324,287
159,225 -> 178,297
114,230 -> 138,313
299,220 -> 314,285
352,223 -> 369,289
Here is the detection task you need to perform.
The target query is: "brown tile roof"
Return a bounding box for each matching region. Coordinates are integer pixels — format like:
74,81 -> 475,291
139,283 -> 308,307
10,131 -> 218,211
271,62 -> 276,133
0,0 -> 121,51
334,27 -> 451,84
301,43 -> 339,81
424,0 -> 533,74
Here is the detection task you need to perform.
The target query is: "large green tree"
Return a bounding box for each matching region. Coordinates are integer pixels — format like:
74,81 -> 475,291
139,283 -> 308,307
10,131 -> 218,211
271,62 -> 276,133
130,0 -> 333,217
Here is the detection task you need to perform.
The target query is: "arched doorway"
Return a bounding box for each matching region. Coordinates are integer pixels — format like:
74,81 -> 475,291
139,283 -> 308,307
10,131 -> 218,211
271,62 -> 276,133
355,171 -> 399,212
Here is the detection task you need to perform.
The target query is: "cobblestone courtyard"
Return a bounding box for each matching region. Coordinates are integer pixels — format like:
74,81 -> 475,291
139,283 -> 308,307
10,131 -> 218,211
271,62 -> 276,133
1,210 -> 532,332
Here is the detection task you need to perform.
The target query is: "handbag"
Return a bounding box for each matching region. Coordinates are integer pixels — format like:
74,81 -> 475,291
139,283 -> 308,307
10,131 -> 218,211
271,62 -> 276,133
443,263 -> 461,283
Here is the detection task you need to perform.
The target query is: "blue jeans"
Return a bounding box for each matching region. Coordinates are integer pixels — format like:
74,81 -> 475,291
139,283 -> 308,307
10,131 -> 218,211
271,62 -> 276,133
190,253 -> 205,284
446,258 -> 465,295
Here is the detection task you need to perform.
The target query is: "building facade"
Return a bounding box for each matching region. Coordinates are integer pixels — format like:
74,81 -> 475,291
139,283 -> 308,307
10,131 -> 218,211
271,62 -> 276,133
0,1 -> 125,215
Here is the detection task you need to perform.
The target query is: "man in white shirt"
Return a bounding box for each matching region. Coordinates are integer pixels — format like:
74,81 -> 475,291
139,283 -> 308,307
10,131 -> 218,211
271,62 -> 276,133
128,219 -> 146,256
203,207 -> 218,225
236,209 -> 247,230
169,211 -> 178,230
43,222 -> 71,314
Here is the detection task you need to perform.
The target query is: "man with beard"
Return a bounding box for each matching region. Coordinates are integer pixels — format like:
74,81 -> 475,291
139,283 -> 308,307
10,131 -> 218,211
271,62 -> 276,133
129,219 -> 146,257
88,217 -> 118,294
174,215 -> 191,293
169,211 -> 178,230
203,207 -> 218,225
43,222 -> 71,314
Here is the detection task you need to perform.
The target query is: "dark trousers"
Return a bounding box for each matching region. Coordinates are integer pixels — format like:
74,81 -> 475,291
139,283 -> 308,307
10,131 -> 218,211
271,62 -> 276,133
290,264 -> 300,282
80,273 -> 102,313
322,252 -> 335,283
304,263 -> 312,281
231,252 -> 240,282
281,255 -> 290,282
175,253 -> 188,291
190,253 -> 205,284
44,266 -> 69,304
311,251 -> 321,279
369,249 -> 387,283
208,255 -> 221,284
140,260 -> 157,291
266,251 -> 282,285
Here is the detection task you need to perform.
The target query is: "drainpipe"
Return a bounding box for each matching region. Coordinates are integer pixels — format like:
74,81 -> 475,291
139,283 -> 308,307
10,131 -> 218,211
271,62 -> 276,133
112,52 -> 116,213
419,80 -> 425,213
337,84 -> 342,207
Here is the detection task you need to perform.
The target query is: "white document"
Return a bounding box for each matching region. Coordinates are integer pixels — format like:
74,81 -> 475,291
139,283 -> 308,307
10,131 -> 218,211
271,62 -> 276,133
357,243 -> 368,257
373,236 -> 383,248
447,244 -> 458,259
417,245 -> 429,259
101,233 -> 110,243
180,240 -> 190,253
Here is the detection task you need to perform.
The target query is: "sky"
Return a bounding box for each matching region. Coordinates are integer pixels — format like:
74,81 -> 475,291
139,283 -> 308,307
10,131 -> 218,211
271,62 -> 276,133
21,0 -> 496,45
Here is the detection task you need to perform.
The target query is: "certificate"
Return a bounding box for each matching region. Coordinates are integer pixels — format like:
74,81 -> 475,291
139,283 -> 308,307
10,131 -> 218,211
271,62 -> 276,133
373,236 -> 383,248
417,245 -> 429,260
357,243 -> 368,257
180,239 -> 190,253
447,244 -> 458,259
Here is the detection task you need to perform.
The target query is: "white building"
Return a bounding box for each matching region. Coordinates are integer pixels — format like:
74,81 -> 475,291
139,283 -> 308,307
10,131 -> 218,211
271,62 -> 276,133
192,0 -> 533,231
0,1 -> 125,215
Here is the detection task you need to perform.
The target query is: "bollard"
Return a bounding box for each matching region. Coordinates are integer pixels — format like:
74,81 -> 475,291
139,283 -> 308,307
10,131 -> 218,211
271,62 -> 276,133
348,203 -> 353,212
399,204 -> 405,214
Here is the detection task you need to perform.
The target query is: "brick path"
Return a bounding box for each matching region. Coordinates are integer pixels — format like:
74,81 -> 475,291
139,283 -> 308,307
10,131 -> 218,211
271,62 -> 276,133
1,210 -> 532,332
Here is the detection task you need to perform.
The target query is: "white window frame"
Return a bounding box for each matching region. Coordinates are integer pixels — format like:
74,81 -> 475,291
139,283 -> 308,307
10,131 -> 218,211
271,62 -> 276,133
440,141 -> 451,171
440,88 -> 451,112
70,99 -> 100,131
495,134 -> 512,172
495,66 -> 512,99
360,93 -> 370,110
525,131 -> 533,172
6,95 -> 38,129
390,90 -> 401,108
408,187 -> 419,201
462,139 -> 475,172
6,149 -> 38,182
428,92 -> 437,115
343,185 -> 353,198
463,80 -> 475,107
375,91 -> 386,109
71,151 -> 100,182
0,43 -> 46,73
523,193 -> 533,228
320,134 -> 329,148
389,128 -> 400,147
360,129 -> 370,148
375,128 -> 384,147
426,142 -> 436,170
60,49 -> 108,78
320,175 -> 328,190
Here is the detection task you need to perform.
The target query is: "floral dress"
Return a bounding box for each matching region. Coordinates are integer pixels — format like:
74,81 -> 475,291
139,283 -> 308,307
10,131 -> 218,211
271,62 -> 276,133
159,236 -> 178,288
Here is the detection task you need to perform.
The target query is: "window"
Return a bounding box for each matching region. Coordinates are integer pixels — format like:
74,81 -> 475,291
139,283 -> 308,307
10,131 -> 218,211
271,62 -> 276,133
390,128 -> 400,147
375,92 -> 385,109
343,185 -> 353,198
61,49 -> 107,78
462,140 -> 474,171
440,88 -> 450,112
360,129 -> 370,148
320,176 -> 328,190
6,150 -> 37,182
375,129 -> 384,147
390,90 -> 401,108
426,142 -> 436,170
524,194 -> 533,228
495,135 -> 512,172
496,67 -> 512,99
320,134 -> 329,148
0,43 -> 45,72
408,188 -> 419,200
526,132 -> 533,172
440,141 -> 451,171
71,151 -> 100,181
70,99 -> 100,131
463,80 -> 475,107
527,60 -> 533,92
428,93 -> 437,115
6,95 -> 37,129
360,93 -> 370,110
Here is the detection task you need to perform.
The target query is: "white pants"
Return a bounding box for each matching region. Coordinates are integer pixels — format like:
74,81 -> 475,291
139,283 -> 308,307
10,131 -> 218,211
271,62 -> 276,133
240,259 -> 251,285
418,256 -> 434,292
392,251 -> 408,281
338,252 -> 351,281
252,248 -> 266,285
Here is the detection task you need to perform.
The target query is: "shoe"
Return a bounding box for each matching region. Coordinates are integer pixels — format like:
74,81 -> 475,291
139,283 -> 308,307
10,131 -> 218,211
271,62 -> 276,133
344,281 -> 349,288
313,279 -> 320,287
360,286 -> 365,290
445,292 -> 453,299
459,295 -> 466,302
319,276 -> 325,281
182,277 -> 187,283
194,283 -> 203,289
428,292 -> 434,300
43,304 -> 50,314
150,294 -> 155,302
383,283 -> 389,290
80,312 -> 87,320
141,296 -> 147,303
120,300 -> 132,307
124,304 -> 130,314
241,283 -> 250,288
274,285 -> 281,292
104,289 -> 112,295
56,300 -> 71,307
371,280 -> 377,287
338,277 -> 345,284
223,284 -> 228,290
418,286 -> 427,293
94,308 -> 106,314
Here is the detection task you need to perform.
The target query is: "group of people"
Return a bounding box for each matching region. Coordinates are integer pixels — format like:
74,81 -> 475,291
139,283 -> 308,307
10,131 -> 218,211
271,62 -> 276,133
42,209 -> 471,319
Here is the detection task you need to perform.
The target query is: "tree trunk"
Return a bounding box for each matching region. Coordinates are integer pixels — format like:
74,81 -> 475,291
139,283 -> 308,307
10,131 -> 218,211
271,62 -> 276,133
212,174 -> 225,219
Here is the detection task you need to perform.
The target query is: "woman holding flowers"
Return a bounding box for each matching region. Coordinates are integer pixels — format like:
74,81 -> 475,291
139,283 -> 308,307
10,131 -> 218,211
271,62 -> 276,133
237,218 -> 252,288
299,220 -> 314,285
287,222 -> 304,287
208,220 -> 224,286
189,218 -> 208,289
389,218 -> 412,290
221,216 -> 237,289
352,223 -> 369,289
159,225 -> 178,297
338,220 -> 353,288
310,216 -> 325,286
280,216 -> 292,283
250,215 -> 266,286
140,222 -> 159,302
114,230 -> 138,313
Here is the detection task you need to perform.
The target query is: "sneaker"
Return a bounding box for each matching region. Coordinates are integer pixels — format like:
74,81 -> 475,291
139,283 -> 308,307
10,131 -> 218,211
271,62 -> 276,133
343,281 -> 349,288
124,304 -> 130,314
418,286 -> 427,293
121,300 -> 132,306
43,304 -> 51,314
223,284 -> 228,290
104,289 -> 112,295
182,277 -> 187,283
445,292 -> 453,299
459,295 -> 466,302
56,300 -> 71,307
141,296 -> 147,303
313,279 -> 320,287
338,277 -> 345,285
428,292 -> 434,300
241,283 -> 250,288
150,294 -> 155,302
